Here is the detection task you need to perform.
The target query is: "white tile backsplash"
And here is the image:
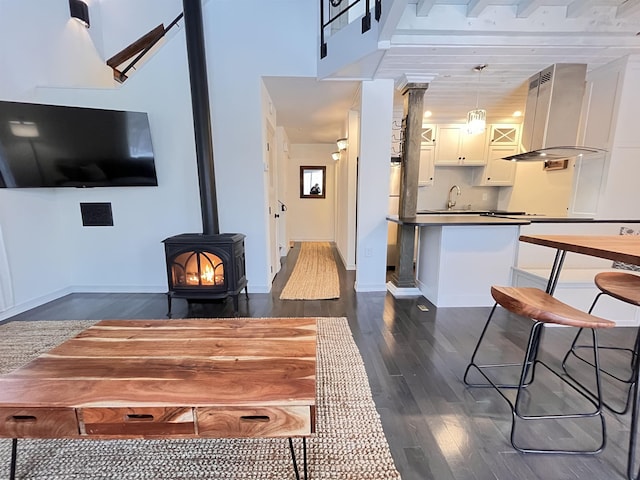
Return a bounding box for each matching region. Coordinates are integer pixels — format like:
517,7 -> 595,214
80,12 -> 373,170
416,167 -> 498,211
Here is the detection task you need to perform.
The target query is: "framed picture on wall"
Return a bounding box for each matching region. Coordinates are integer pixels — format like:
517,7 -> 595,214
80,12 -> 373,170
543,159 -> 569,171
300,166 -> 326,198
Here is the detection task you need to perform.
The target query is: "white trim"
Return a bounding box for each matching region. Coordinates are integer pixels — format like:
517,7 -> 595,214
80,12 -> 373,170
386,281 -> 422,297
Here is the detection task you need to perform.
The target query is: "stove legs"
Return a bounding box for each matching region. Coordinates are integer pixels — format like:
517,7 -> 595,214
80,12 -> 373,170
166,291 -> 247,317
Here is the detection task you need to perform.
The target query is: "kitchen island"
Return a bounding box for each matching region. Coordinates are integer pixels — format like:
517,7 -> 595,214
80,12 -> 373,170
387,214 -> 638,308
387,214 -> 529,307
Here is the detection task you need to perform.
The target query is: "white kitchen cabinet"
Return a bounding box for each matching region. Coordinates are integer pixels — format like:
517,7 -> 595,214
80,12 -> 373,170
488,124 -> 520,146
420,125 -> 435,146
473,124 -> 520,186
418,144 -> 435,186
474,145 -> 518,186
434,124 -> 487,166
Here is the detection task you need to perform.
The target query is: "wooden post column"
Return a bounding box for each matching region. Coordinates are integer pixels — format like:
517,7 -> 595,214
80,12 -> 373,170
390,83 -> 428,289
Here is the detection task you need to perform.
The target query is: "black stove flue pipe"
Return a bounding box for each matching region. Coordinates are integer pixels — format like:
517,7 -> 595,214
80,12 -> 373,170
182,0 -> 219,235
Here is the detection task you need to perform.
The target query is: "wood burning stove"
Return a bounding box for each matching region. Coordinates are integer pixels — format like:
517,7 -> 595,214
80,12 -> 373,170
163,3 -> 249,317
163,233 -> 247,316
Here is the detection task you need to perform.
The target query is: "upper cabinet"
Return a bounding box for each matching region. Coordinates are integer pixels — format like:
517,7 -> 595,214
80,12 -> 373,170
473,124 -> 521,186
434,124 -> 487,166
418,125 -> 436,186
419,144 -> 435,186
488,125 -> 519,146
420,125 -> 436,146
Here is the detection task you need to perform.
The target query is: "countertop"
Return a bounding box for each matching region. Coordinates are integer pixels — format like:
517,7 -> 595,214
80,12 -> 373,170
386,214 -> 530,226
384,214 -> 640,226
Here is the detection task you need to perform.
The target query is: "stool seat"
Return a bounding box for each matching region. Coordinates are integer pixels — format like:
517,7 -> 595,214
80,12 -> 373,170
492,286 -> 616,329
594,271 -> 640,306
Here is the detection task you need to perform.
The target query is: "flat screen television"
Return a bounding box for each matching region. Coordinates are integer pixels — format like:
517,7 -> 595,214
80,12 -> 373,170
0,101 -> 158,188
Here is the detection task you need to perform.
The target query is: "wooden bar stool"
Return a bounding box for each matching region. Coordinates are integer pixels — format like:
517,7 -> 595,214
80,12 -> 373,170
562,271 -> 640,414
464,286 -> 615,454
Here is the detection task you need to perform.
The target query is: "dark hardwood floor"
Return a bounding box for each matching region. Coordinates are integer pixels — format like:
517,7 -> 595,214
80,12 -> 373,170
4,243 -> 639,479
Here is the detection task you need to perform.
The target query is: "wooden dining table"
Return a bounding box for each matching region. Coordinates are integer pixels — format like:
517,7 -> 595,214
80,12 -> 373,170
519,234 -> 640,480
0,317 -> 317,480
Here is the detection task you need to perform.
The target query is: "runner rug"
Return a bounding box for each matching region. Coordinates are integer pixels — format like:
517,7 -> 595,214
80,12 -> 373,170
280,242 -> 340,300
0,317 -> 401,479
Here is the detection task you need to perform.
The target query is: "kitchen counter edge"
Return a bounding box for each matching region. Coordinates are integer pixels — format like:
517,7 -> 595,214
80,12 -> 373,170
387,215 -> 640,226
386,214 -> 529,226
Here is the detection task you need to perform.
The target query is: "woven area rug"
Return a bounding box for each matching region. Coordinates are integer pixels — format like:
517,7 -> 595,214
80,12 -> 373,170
0,318 -> 401,479
280,242 -> 340,300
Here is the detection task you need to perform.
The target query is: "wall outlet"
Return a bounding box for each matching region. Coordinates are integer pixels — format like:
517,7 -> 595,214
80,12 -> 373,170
365,247 -> 373,257
482,193 -> 488,200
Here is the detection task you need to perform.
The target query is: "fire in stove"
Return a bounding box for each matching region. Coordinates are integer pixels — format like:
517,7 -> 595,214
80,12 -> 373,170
172,251 -> 225,286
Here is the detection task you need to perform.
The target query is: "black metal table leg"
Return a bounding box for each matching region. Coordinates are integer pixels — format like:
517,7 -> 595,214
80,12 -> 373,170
288,437 -> 308,480
304,436 -> 308,480
10,438 -> 17,480
546,249 -> 567,295
628,356 -> 640,479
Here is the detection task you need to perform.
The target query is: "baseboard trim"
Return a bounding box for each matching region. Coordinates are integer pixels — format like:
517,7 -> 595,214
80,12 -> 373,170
386,281 -> 422,297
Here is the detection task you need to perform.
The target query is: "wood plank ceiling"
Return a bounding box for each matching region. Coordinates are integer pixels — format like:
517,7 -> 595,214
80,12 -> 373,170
368,1 -> 640,123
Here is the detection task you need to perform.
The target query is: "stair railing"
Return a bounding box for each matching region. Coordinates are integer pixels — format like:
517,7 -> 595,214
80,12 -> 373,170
320,0 -> 381,58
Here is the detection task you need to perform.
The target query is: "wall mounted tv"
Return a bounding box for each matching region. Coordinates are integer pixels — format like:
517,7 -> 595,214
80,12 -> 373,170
0,101 -> 158,188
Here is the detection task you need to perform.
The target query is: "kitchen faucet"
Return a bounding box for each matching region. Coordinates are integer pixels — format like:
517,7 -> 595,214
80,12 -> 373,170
447,185 -> 461,210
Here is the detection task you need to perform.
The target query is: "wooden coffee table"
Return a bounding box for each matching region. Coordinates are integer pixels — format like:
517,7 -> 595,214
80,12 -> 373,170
0,317 -> 317,479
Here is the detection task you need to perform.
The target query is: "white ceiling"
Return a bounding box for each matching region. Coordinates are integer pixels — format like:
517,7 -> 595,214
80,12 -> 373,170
265,0 -> 640,145
262,77 -> 360,144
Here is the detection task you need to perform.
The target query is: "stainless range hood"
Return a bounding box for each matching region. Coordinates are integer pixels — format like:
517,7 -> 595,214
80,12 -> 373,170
503,63 -> 605,161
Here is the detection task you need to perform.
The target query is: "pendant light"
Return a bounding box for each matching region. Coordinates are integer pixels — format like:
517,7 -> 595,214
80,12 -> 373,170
467,64 -> 487,135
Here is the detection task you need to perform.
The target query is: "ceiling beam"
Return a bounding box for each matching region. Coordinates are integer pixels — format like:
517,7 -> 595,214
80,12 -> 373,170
468,0 -> 521,17
380,0 -> 410,40
416,0 -> 437,16
516,0 -> 572,17
566,0 -> 612,17
467,0 -> 493,17
567,0 -> 630,17
517,0 -> 548,17
617,0 -> 640,17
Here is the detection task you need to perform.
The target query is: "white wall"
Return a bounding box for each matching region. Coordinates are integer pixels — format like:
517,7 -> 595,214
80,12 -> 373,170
205,0 -> 319,292
593,55 -> 640,219
502,162 -> 574,216
334,109 -> 359,269
0,0 -> 199,317
0,0 -> 321,317
287,144 -> 336,242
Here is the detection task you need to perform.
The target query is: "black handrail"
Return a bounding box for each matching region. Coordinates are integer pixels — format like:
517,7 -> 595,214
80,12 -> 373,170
320,0 -> 381,58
